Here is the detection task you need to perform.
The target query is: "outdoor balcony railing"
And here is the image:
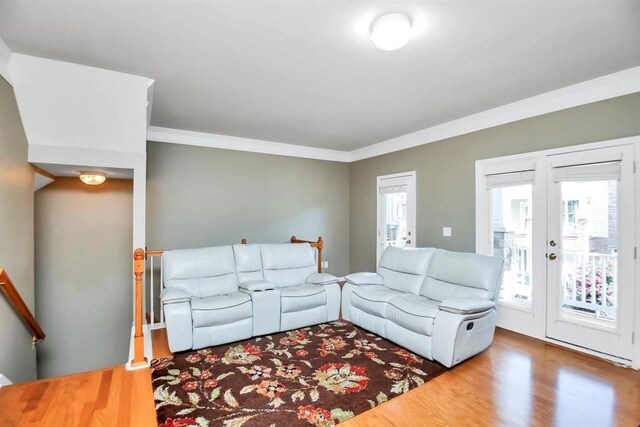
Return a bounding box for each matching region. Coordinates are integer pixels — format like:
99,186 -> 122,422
562,251 -> 617,318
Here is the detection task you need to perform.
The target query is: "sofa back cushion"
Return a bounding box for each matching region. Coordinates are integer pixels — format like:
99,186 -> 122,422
377,246 -> 435,294
260,243 -> 316,287
420,249 -> 504,302
233,244 -> 264,284
163,246 -> 239,298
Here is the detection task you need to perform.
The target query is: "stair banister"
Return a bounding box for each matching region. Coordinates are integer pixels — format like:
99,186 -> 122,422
0,268 -> 45,343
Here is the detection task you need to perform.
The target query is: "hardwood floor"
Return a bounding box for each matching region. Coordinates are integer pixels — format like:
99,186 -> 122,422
1,328 -> 638,426
0,364 -> 156,426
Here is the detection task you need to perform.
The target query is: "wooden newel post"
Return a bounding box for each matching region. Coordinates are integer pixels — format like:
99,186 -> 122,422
131,248 -> 147,367
317,236 -> 323,273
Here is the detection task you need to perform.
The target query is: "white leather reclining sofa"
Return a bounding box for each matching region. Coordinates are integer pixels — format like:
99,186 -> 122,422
342,246 -> 504,367
160,243 -> 340,352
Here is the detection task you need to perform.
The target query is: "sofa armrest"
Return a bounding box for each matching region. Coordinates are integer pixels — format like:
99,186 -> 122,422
344,272 -> 384,286
306,273 -> 339,285
438,298 -> 495,315
239,281 -> 276,292
160,288 -> 191,305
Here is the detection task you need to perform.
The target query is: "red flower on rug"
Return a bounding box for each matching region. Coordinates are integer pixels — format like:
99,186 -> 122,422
297,405 -> 334,427
151,321 -> 446,426
394,347 -> 422,364
203,378 -> 218,388
158,417 -> 198,427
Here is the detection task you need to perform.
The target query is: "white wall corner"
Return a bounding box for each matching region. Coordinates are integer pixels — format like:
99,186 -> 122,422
10,53 -> 150,154
147,126 -> 351,163
0,36 -> 13,85
0,373 -> 12,387
147,79 -> 155,130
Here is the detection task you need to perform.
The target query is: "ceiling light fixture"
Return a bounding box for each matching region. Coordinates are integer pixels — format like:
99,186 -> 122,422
79,172 -> 106,186
371,13 -> 412,51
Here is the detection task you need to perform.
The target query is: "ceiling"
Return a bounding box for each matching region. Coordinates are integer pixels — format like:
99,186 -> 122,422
33,163 -> 133,179
1,1 -> 639,151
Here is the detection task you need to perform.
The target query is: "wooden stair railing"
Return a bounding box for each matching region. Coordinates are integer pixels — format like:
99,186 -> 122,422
0,268 -> 45,344
130,249 -> 147,367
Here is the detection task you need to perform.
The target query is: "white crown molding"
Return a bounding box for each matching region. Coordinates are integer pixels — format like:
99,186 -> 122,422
147,126 -> 351,163
348,66 -> 640,162
148,67 -> 640,163
0,36 -> 13,85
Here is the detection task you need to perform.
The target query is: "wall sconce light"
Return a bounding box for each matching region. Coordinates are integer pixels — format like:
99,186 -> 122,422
79,172 -> 106,186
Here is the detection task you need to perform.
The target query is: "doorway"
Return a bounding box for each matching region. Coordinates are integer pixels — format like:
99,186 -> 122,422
477,140 -> 636,362
377,171 -> 416,263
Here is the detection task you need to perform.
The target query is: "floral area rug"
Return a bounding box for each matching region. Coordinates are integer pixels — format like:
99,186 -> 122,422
151,320 -> 446,427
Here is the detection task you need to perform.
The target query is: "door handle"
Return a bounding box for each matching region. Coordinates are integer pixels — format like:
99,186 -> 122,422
549,240 -> 557,247
548,253 -> 557,260
406,240 -> 412,244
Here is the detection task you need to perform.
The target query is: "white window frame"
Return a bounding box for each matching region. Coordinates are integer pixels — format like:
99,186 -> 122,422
376,171 -> 416,264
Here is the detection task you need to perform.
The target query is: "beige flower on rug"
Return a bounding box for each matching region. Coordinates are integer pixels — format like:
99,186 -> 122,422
319,336 -> 347,356
280,329 -> 311,346
276,363 -> 301,379
256,379 -> 287,399
354,338 -> 383,351
313,363 -> 368,394
247,365 -> 272,380
222,343 -> 262,365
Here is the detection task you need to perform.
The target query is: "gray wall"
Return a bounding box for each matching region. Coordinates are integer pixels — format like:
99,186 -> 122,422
35,178 -> 133,378
147,142 -> 350,276
350,93 -> 640,272
0,76 -> 37,383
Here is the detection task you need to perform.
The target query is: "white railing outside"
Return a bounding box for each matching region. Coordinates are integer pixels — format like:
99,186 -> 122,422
499,245 -> 532,305
562,251 -> 617,317
146,252 -> 165,330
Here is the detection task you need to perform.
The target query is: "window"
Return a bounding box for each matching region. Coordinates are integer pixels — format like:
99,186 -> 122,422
377,172 -> 416,263
491,184 -> 533,306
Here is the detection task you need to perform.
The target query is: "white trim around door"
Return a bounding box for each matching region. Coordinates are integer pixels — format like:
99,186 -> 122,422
476,136 -> 640,369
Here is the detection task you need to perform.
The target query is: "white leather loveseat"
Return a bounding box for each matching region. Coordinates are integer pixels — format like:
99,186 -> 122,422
160,243 -> 340,352
342,246 -> 504,367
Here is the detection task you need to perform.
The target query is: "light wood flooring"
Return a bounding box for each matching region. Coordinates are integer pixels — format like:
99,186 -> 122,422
1,328 -> 638,426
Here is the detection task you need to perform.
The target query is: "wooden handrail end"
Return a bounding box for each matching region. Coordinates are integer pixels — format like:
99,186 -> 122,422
134,248 -> 145,261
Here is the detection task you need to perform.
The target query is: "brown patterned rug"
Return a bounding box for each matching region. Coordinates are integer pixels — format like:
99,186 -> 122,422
151,320 -> 446,427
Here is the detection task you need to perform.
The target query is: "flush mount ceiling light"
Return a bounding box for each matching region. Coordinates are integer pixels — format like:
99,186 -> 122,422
79,172 -> 106,186
371,13 -> 412,51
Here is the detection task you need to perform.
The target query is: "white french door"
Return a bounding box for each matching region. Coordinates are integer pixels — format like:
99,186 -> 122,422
377,171 -> 416,263
546,146 -> 635,359
477,140 -> 637,362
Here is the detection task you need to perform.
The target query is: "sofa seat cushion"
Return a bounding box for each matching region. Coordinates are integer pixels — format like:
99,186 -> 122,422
387,295 -> 439,336
280,284 -> 327,313
191,292 -> 252,328
351,285 -> 404,318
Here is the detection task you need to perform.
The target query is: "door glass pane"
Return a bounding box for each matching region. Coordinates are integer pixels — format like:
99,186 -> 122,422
560,181 -> 617,324
383,190 -> 408,249
491,185 -> 533,307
